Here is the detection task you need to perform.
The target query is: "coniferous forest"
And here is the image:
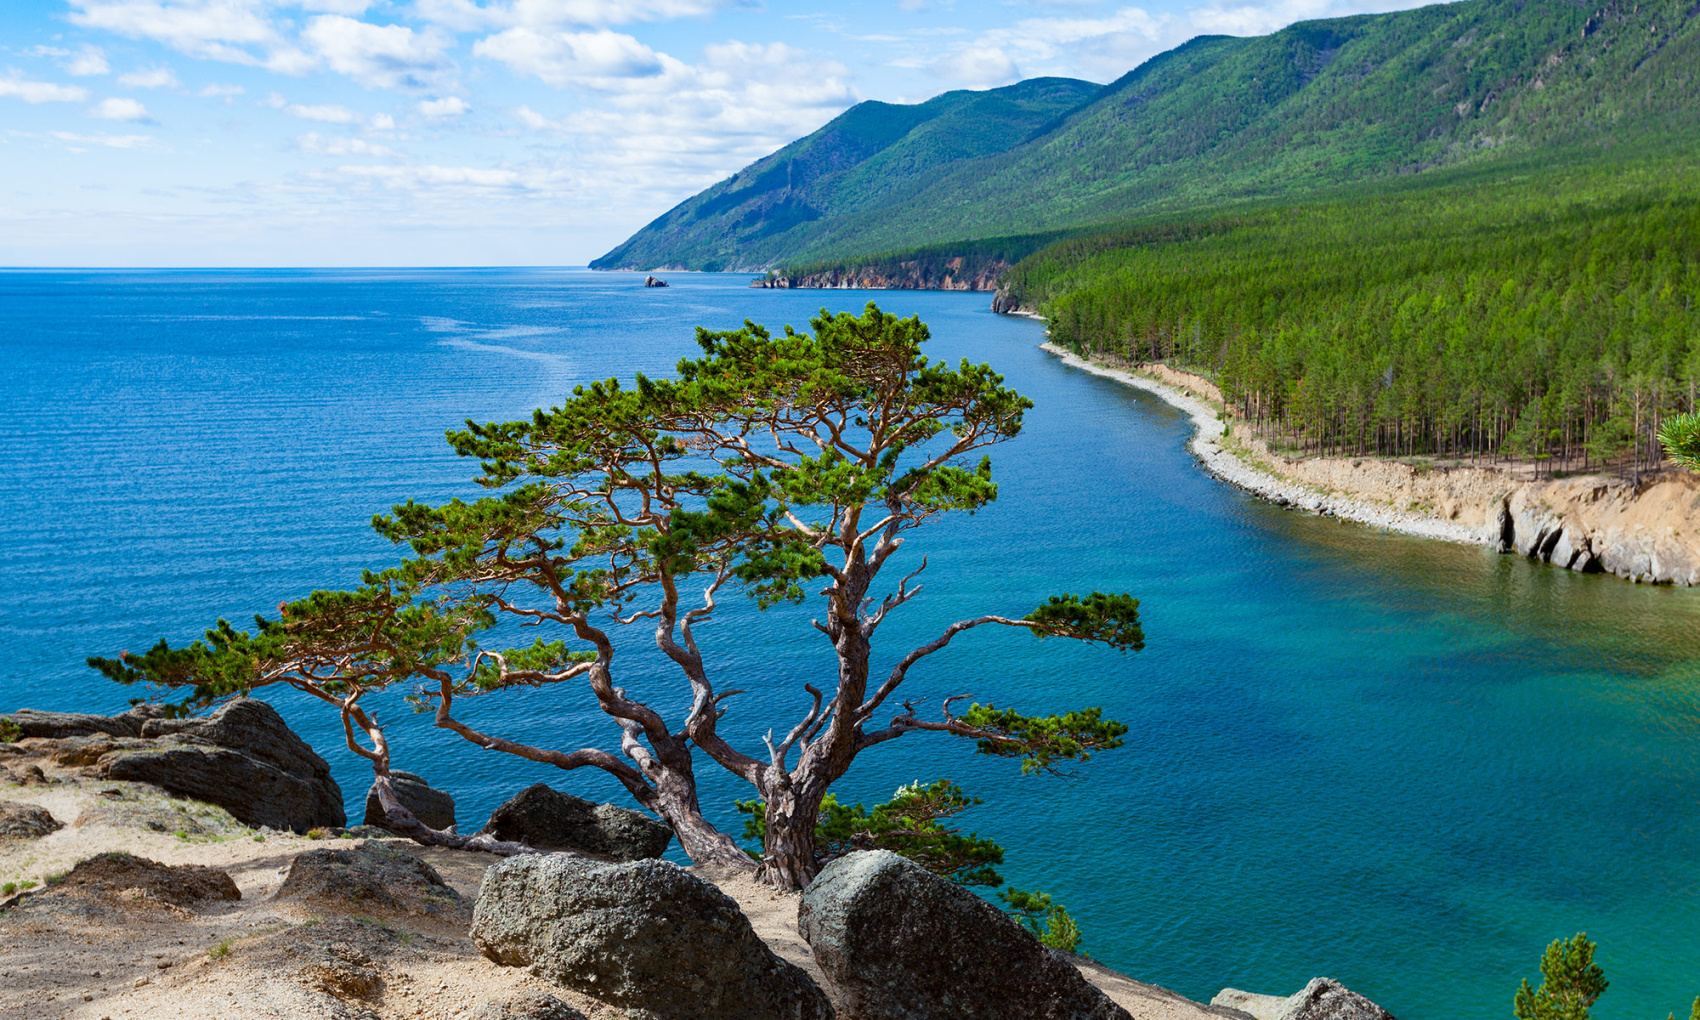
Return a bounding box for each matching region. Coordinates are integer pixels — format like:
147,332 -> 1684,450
999,153 -> 1700,476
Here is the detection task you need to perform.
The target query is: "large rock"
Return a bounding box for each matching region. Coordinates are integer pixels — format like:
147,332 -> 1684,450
59,852 -> 240,907
1273,979 -> 1395,1020
1,703 -> 167,739
363,770 -> 455,832
95,699 -> 344,832
472,854 -> 831,1020
797,850 -> 1130,1020
0,802 -> 62,839
479,783 -> 671,860
1212,980 -> 1394,1020
277,842 -> 464,917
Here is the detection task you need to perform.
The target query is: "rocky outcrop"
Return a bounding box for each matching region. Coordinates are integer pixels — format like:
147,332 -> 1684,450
990,288 -> 1036,315
94,698 -> 345,832
1,703 -> 168,740
753,257 -> 1009,292
643,275 -> 669,287
479,783 -> 671,860
797,849 -> 1130,1020
475,992 -> 589,1020
473,854 -> 832,1020
0,802 -> 62,839
278,843 -> 465,917
1213,979 -> 1395,1020
364,771 -> 456,832
60,852 -> 241,907
1488,476 -> 1700,583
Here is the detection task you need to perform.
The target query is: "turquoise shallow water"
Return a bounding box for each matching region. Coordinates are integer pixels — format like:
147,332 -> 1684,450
3,268 -> 1699,1016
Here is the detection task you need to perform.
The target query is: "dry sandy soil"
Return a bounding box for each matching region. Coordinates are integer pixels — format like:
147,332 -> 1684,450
1,741 -> 1238,1020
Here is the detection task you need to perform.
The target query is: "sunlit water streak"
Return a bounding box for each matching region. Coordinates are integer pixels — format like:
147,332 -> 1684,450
3,268 -> 1698,1017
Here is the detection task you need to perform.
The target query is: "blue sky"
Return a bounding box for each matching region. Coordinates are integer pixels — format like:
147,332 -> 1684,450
1,0 -> 1424,266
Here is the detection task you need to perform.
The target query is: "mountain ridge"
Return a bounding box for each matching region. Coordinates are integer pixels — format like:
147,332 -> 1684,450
594,0 -> 1700,273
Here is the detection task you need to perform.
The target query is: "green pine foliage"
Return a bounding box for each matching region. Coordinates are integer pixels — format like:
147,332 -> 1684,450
1658,412 -> 1700,470
89,303 -> 1138,878
737,779 -> 1007,886
1512,933 -> 1608,1020
1005,155 -> 1700,472
998,888 -> 1085,954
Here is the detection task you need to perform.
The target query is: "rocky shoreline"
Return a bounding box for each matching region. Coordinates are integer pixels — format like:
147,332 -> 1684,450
1,700 -> 1398,1020
1040,344 -> 1481,545
1039,342 -> 1700,586
751,258 -> 1007,292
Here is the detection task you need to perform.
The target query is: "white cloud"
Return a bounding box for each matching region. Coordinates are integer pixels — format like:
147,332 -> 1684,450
50,129 -> 156,148
296,0 -> 373,12
118,66 -> 183,88
932,6 -> 1167,86
90,96 -> 155,121
297,131 -> 398,156
67,0 -> 313,74
301,15 -> 456,89
508,40 -> 856,202
280,100 -> 365,123
417,0 -> 738,32
473,27 -> 663,86
0,74 -> 92,103
417,95 -> 470,117
325,162 -> 532,189
513,104 -> 551,129
67,45 -> 113,76
369,112 -> 395,129
939,45 -> 1020,88
199,82 -> 244,96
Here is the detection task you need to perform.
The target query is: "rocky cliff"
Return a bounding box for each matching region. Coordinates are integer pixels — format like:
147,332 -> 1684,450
752,257 -> 1008,291
1048,349 -> 1700,586
1264,450 -> 1700,585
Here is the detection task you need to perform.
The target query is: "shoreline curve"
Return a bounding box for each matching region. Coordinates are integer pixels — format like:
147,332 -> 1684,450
1038,342 -> 1486,547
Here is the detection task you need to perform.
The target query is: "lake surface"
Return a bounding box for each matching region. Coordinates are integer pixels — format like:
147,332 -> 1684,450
4,268 -> 1699,1018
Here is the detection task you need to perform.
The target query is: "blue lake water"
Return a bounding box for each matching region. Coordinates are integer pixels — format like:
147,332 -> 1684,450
3,268 -> 1699,1017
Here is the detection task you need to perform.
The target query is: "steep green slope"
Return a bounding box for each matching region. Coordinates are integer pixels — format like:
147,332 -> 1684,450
1002,150 -> 1700,471
590,77 -> 1101,271
597,0 -> 1700,272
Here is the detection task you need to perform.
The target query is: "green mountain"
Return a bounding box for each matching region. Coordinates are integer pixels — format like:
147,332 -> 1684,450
591,78 -> 1101,272
594,0 -> 1700,273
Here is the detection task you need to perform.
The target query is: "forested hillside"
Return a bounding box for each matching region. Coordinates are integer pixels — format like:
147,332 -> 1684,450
597,0 -> 1700,272
1001,153 -> 1700,476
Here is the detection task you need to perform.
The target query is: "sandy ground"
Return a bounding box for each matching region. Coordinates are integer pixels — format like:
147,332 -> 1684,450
2,741 -> 1242,1020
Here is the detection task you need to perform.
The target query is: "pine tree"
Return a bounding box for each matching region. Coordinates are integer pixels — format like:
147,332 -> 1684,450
1512,933 -> 1607,1020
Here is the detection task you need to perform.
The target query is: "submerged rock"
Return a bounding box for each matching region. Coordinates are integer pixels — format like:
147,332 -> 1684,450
797,849 -> 1130,1020
363,770 -> 456,832
472,854 -> 831,1020
479,783 -> 671,860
